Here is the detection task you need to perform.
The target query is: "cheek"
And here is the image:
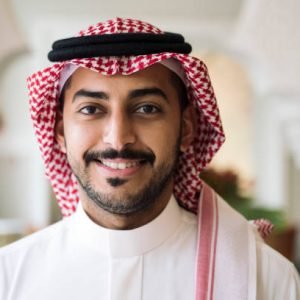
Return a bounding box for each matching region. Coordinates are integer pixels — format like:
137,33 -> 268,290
137,119 -> 181,160
64,119 -> 102,155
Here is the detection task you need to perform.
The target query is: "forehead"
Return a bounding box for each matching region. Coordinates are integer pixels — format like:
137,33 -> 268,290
68,63 -> 175,90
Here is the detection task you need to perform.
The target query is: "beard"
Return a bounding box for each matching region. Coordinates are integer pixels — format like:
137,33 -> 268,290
68,136 -> 181,216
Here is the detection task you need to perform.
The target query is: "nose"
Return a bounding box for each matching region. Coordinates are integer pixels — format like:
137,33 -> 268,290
102,111 -> 136,150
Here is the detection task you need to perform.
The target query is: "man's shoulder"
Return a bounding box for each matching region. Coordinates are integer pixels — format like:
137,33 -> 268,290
0,219 -> 66,259
256,238 -> 300,298
258,239 -> 296,271
214,194 -> 300,298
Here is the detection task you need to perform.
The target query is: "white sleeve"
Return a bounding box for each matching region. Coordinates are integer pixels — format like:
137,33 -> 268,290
0,251 -> 9,300
289,265 -> 300,300
256,241 -> 300,300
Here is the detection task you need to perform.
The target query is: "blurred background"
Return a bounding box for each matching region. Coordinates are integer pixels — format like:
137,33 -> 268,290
0,0 -> 299,267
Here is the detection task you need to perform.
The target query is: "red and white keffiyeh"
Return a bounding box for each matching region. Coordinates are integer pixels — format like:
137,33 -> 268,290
27,17 -> 225,217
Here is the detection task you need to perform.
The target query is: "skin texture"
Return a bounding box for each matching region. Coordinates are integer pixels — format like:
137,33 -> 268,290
55,64 -> 194,229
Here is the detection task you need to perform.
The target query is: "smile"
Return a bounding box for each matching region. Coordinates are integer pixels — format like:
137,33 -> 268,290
100,160 -> 140,170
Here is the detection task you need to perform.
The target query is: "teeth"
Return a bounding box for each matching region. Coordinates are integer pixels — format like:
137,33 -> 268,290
101,160 -> 139,170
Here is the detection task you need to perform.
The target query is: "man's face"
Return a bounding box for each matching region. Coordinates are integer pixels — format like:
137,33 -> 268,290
56,64 -> 193,217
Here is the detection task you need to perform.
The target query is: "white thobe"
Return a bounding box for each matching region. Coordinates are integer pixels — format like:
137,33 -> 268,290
0,196 -> 299,299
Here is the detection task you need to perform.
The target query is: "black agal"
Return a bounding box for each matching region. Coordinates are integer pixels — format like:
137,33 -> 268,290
48,32 -> 192,62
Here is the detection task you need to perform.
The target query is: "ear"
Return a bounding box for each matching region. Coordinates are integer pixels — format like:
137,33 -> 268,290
180,105 -> 195,152
55,111 -> 67,154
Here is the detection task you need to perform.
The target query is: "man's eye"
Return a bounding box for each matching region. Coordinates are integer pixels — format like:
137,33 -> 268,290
136,105 -> 159,114
79,106 -> 101,115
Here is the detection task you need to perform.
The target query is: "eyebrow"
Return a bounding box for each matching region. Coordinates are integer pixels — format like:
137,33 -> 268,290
73,89 -> 109,102
72,87 -> 168,103
128,88 -> 168,102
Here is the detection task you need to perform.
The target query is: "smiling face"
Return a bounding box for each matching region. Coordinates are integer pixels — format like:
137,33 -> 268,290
56,64 -> 194,228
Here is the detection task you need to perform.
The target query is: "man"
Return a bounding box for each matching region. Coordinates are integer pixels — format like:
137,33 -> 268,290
0,17 -> 299,300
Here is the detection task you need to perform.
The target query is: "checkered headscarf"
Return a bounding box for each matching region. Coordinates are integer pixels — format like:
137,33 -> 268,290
27,18 -> 225,217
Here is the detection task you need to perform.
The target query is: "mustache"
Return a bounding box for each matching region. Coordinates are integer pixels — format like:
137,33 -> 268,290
83,148 -> 156,166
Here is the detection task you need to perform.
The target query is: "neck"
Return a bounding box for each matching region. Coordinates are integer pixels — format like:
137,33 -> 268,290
79,183 -> 173,230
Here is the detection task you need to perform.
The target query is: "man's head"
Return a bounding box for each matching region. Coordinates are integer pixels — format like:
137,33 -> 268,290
27,17 -> 225,217
55,64 -> 194,227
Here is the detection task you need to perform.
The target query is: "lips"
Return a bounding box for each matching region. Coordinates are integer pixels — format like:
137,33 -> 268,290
100,160 -> 140,170
84,148 -> 155,170
94,159 -> 146,177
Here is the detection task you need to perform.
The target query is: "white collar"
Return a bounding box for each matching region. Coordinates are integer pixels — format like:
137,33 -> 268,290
68,195 -> 182,258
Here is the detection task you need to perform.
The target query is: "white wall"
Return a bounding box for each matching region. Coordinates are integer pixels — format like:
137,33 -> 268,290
0,51 -> 49,227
